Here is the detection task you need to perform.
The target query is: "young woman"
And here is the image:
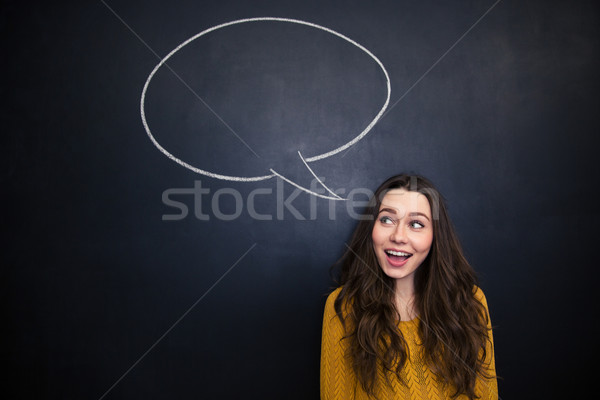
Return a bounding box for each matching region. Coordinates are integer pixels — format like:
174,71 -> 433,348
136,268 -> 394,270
320,174 -> 497,400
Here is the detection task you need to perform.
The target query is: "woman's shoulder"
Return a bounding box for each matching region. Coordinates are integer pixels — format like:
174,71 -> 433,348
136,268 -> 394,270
324,286 -> 343,309
323,286 -> 349,318
472,285 -> 492,319
473,285 -> 488,305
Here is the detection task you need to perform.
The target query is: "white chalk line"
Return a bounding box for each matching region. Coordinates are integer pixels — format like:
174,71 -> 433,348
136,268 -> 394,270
269,169 -> 347,201
101,1 -> 260,165
140,93 -> 273,181
339,0 -> 502,160
140,16 -> 391,183
297,151 -> 343,199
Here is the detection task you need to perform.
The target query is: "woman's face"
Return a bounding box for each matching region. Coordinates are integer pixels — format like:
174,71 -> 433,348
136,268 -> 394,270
372,188 -> 434,289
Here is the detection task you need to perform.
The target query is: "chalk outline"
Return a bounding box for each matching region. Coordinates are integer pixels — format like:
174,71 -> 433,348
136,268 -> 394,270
140,17 -> 391,189
298,151 -> 342,199
339,0 -> 504,160
100,0 -> 260,160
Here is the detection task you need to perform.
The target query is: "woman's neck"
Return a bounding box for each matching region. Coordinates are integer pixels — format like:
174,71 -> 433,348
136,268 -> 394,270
395,294 -> 417,321
394,280 -> 417,321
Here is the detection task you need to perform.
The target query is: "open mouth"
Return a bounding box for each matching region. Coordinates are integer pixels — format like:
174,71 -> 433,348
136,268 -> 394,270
385,250 -> 413,263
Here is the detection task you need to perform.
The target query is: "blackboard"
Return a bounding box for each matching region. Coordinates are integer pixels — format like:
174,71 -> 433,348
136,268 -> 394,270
4,0 -> 599,399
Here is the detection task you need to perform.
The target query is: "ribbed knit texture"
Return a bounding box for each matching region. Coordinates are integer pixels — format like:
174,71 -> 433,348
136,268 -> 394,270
320,287 -> 498,400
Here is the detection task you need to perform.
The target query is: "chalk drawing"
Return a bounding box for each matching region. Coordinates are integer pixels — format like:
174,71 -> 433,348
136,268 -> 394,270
297,151 -> 343,200
140,17 -> 391,199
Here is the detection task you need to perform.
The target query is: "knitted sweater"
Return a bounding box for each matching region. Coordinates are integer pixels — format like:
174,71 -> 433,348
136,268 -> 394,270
320,286 -> 498,399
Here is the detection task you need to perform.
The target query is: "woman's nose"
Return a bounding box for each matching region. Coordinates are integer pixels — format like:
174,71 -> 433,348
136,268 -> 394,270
390,223 -> 407,243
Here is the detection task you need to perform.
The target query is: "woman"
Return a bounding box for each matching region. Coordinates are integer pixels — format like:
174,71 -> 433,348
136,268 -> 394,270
320,174 -> 497,399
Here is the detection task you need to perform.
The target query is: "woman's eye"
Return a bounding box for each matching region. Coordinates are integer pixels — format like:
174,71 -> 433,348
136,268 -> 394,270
410,220 -> 425,229
379,216 -> 394,225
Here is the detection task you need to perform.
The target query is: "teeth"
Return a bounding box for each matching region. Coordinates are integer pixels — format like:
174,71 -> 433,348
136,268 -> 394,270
386,250 -> 411,257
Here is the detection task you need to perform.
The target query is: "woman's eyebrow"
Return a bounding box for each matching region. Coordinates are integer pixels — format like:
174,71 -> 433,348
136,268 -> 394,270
409,212 -> 431,221
378,207 -> 431,221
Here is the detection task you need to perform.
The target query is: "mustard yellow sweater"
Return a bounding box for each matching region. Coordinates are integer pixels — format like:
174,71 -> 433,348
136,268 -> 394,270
320,287 -> 498,400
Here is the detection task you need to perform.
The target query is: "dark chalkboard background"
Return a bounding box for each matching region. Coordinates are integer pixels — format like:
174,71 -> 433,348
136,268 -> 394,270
3,1 -> 599,399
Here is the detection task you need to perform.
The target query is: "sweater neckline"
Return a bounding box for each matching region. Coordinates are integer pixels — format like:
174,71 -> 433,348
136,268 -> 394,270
398,316 -> 419,325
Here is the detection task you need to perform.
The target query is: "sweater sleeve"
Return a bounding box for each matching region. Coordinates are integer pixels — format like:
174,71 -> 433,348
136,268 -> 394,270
473,287 -> 499,400
320,287 -> 357,400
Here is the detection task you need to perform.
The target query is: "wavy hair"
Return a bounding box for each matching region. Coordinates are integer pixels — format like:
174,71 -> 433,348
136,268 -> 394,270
333,174 -> 493,399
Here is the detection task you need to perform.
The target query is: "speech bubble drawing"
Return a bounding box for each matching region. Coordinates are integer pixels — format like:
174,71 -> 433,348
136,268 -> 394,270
140,17 -> 391,200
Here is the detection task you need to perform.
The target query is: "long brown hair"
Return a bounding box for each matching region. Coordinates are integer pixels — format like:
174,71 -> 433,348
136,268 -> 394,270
333,174 -> 493,399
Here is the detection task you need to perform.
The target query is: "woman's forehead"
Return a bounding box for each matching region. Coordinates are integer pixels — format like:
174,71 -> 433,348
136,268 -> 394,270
379,189 -> 431,215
